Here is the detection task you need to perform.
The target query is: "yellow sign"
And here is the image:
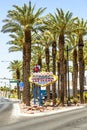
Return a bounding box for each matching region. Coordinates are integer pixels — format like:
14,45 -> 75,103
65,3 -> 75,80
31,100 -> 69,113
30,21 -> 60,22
29,72 -> 58,87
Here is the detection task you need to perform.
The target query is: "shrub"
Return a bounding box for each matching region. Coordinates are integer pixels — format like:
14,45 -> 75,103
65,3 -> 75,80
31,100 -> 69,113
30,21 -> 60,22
73,98 -> 78,105
56,98 -> 61,105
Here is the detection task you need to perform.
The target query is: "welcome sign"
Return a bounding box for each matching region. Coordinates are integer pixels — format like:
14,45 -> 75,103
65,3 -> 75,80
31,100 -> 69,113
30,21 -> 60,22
29,72 -> 58,87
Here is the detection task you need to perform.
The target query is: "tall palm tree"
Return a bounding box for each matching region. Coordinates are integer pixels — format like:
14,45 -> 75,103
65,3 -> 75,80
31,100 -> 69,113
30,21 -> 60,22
46,9 -> 77,105
31,33 -> 45,68
1,2 -> 46,106
6,30 -> 25,79
44,15 -> 58,105
43,32 -> 52,102
32,32 -> 52,101
75,18 -> 87,103
8,60 -> 22,99
67,35 -> 79,98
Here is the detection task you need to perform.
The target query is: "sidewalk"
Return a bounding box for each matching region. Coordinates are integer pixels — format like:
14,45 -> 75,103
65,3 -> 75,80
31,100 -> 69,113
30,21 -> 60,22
13,102 -> 87,117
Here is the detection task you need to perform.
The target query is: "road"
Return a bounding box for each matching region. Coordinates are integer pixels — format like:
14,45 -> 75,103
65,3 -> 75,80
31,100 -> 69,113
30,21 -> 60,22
0,98 -> 87,130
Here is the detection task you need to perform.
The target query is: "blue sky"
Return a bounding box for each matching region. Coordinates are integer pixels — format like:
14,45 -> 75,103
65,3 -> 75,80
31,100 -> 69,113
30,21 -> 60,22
0,0 -> 87,80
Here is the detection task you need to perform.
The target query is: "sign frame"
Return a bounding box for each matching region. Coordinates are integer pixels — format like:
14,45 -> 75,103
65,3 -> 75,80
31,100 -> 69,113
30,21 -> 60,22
29,72 -> 58,87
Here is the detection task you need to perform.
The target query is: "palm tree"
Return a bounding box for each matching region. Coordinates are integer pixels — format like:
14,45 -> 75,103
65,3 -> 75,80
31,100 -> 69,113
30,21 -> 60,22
31,33 -> 45,69
1,2 -> 46,106
8,60 -> 22,99
67,35 -> 78,98
46,9 -> 77,105
75,18 -> 87,103
44,15 -> 58,105
32,32 -> 52,101
7,30 -> 24,52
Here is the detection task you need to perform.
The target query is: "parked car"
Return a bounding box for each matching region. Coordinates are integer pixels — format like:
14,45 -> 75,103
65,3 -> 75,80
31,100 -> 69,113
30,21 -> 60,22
41,90 -> 57,101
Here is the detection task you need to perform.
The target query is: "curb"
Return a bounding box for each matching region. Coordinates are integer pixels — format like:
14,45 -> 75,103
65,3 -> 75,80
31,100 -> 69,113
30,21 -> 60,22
13,103 -> 87,117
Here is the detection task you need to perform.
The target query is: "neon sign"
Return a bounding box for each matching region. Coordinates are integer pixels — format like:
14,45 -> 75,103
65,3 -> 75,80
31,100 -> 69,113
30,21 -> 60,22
29,72 -> 58,87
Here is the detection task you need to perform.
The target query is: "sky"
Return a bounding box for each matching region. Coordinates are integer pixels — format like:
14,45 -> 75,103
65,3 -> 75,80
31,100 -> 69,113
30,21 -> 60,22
0,0 -> 87,82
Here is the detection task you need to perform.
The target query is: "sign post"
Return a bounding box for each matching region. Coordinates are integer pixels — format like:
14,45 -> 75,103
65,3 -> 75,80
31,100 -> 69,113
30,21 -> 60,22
19,82 -> 24,91
33,83 -> 36,105
33,64 -> 41,105
19,82 -> 24,101
38,86 -> 42,106
29,71 -> 58,106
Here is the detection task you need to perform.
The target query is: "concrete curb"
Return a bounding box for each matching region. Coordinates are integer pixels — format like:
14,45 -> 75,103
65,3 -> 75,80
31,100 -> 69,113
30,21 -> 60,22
13,103 -> 87,117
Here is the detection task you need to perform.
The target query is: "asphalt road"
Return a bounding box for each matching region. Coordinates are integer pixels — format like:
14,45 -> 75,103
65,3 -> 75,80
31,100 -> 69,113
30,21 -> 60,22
0,98 -> 87,130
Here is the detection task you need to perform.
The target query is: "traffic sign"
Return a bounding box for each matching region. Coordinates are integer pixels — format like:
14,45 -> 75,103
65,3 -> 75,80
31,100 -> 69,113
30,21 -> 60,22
19,82 -> 24,87
10,80 -> 18,83
20,87 -> 24,91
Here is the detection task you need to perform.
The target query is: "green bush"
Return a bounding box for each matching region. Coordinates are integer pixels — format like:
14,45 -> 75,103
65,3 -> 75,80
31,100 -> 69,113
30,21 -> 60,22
73,98 -> 78,105
10,93 -> 17,98
83,92 -> 87,102
56,98 -> 61,105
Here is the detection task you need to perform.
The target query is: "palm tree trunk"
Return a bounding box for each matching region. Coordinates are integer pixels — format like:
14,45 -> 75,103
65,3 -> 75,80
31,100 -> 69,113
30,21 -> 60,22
73,48 -> 78,98
38,56 -> 42,69
23,29 -> 31,106
45,45 -> 50,101
57,62 -> 61,98
78,36 -> 84,103
59,34 -> 65,105
16,69 -> 21,99
64,59 -> 67,99
23,43 -> 26,103
52,41 -> 56,105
